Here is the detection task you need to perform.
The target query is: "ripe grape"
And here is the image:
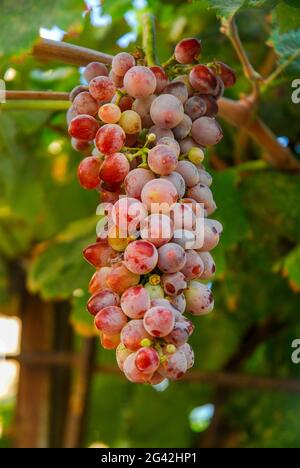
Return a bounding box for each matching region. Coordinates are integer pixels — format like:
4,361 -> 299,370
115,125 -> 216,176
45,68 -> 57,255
150,66 -> 169,93
89,267 -> 111,294
191,116 -> 223,146
180,343 -> 194,369
121,319 -> 151,351
83,240 -> 117,268
95,306 -> 127,334
170,203 -> 195,231
71,138 -> 91,152
68,114 -> 99,141
157,137 -> 180,158
175,37 -> 202,64
121,285 -> 151,319
186,183 -> 214,210
169,293 -> 186,313
135,347 -> 160,374
148,144 -> 178,176
100,152 -> 130,184
172,229 -> 196,250
112,197 -> 147,235
173,114 -> 192,140
179,137 -> 203,154
112,52 -> 135,77
213,76 -> 225,100
118,110 -> 142,134
141,179 -> 178,213
132,95 -> 156,128
109,70 -> 124,88
77,156 -> 101,190
66,105 -> 78,125
98,103 -> 122,124
95,124 -> 126,154
106,263 -> 140,295
140,213 -> 174,247
124,240 -> 158,275
188,147 -> 205,165
184,96 -> 207,121
199,94 -> 218,117
112,93 -> 134,112
124,168 -> 155,199
123,353 -> 151,383
89,76 -> 116,101
163,81 -> 188,104
173,75 -> 194,96
84,62 -> 108,82
165,322 -> 190,346
159,349 -> 187,380
107,225 -> 133,252
149,125 -> 174,141
189,65 -> 218,94
150,94 -> 184,129
211,61 -> 236,88
143,306 -> 175,337
72,91 -> 98,116
176,160 -> 200,187
144,283 -> 164,300
157,243 -> 186,274
197,168 -> 212,187
124,66 -> 156,98
162,172 -> 186,199
194,220 -> 220,251
100,332 -> 120,350
161,272 -> 187,296
87,289 -> 120,316
180,249 -> 204,280
116,343 -> 132,371
69,85 -> 89,102
184,281 -> 214,315
199,252 -> 216,279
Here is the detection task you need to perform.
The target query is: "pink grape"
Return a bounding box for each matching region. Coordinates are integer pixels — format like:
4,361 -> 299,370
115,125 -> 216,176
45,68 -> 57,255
112,197 -> 147,234
98,103 -> 122,124
213,76 -> 225,100
180,343 -> 194,369
124,66 -> 156,98
141,179 -> 178,213
121,285 -> 151,319
123,353 -> 152,383
191,117 -> 223,146
184,281 -> 214,315
106,263 -> 140,295
184,96 -> 207,120
175,37 -> 202,64
169,293 -> 186,313
173,114 -> 192,140
124,168 -> 155,199
195,221 -> 220,251
95,124 -> 126,154
157,137 -> 180,158
186,183 -> 214,210
121,319 -> 151,351
100,152 -> 130,184
135,347 -> 160,374
87,289 -> 120,316
140,214 -> 174,247
163,81 -> 188,104
94,306 -> 127,334
162,172 -> 186,198
165,322 -> 190,346
211,61 -> 236,88
161,272 -> 187,296
83,240 -> 117,268
197,168 -> 213,187
157,243 -> 186,274
132,95 -> 156,128
173,74 -> 194,96
66,105 -> 78,125
149,125 -> 174,141
149,66 -> 169,93
143,306 -> 175,337
170,203 -> 195,231
124,240 -> 158,275
89,76 -> 116,101
68,114 -> 99,141
72,91 -> 98,116
71,138 -> 91,152
84,62 -> 108,82
148,144 -> 178,176
150,94 -> 184,129
172,229 -> 196,250
176,160 -> 200,187
109,70 -> 124,88
89,267 -> 111,294
179,137 -> 203,154
199,94 -> 219,117
77,156 -> 101,189
112,52 -> 135,77
69,85 -> 89,102
159,349 -> 187,380
189,65 -> 218,94
116,343 -> 132,371
199,252 -> 216,279
180,249 -> 204,280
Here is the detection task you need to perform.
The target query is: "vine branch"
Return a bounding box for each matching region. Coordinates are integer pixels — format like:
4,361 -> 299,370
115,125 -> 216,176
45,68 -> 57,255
264,48 -> 300,88
142,12 -> 159,66
6,91 -> 69,101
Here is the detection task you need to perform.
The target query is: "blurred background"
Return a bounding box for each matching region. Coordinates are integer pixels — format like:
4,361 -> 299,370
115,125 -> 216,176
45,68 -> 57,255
1,0 -> 300,448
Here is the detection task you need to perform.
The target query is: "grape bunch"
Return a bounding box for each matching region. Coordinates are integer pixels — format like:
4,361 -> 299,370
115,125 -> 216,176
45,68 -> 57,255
67,37 -> 235,384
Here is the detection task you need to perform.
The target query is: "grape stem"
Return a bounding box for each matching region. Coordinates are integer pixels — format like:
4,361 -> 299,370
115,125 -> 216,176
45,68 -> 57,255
263,48 -> 300,89
142,12 -> 159,66
0,100 -> 70,111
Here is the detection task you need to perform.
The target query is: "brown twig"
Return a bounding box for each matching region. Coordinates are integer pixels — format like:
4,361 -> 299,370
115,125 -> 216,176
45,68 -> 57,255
6,90 -> 69,101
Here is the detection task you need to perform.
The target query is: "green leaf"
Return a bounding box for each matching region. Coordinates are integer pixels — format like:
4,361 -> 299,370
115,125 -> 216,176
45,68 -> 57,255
207,0 -> 245,17
101,0 -> 132,20
279,244 -> 300,291
269,28 -> 300,72
0,0 -> 83,56
275,3 -> 300,33
70,289 -> 95,336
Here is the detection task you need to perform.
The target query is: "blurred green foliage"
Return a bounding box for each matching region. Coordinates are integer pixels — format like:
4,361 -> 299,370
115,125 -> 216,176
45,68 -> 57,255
0,0 -> 300,448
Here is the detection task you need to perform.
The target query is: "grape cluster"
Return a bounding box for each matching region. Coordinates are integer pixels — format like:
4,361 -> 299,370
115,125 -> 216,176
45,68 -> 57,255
67,37 -> 235,384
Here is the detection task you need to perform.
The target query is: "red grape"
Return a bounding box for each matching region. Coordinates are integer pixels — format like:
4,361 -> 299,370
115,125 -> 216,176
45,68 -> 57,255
163,81 -> 188,104
69,85 -> 89,102
77,156 -> 101,189
169,293 -> 186,313
180,249 -> 204,280
157,243 -> 186,274
95,124 -> 126,154
180,343 -> 194,369
121,319 -> 151,351
143,306 -> 175,337
68,114 -> 99,141
173,114 -> 192,140
189,65 -> 218,94
184,96 -> 207,120
211,61 -> 236,88
124,168 -> 155,199
123,352 -> 152,383
116,343 -> 132,371
100,332 -> 120,350
87,289 -> 120,316
89,76 -> 116,101
100,152 -> 130,184
112,52 -> 135,77
159,348 -> 187,380
165,322 -> 190,346
150,66 -> 169,93
162,172 -> 186,198
175,37 -> 202,64
191,116 -> 223,146
124,240 -> 158,275
72,91 -> 98,116
89,267 -> 111,294
121,285 -> 151,319
118,110 -> 142,134
84,62 -> 108,82
132,95 -> 156,128
135,347 -> 160,374
176,160 -> 200,187
95,306 -> 127,334
124,66 -> 156,98
83,240 -> 117,268
106,263 -> 140,295
161,272 -> 187,296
